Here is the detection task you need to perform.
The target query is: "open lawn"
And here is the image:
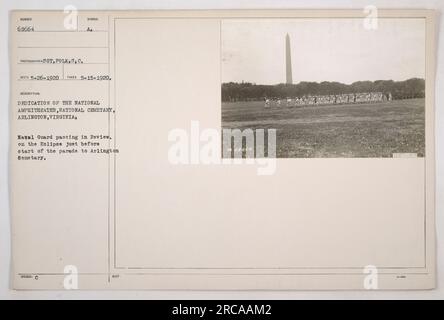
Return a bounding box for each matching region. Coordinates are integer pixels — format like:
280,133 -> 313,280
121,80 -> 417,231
221,98 -> 425,158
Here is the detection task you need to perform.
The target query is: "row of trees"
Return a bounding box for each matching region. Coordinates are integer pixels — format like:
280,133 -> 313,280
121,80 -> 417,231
221,78 -> 425,102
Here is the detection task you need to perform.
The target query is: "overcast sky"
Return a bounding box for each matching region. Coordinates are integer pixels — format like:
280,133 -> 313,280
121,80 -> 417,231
221,18 -> 425,85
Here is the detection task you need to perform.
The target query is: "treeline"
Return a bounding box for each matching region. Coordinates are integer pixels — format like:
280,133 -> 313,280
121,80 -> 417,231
221,78 -> 425,102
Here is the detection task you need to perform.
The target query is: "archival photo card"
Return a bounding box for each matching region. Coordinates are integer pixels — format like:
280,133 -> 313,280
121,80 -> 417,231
9,10 -> 435,290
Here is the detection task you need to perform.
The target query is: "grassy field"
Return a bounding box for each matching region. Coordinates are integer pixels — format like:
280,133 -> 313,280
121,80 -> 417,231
221,98 -> 425,158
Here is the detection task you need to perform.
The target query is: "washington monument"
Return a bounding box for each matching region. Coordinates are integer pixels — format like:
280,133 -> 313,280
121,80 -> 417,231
285,33 -> 293,84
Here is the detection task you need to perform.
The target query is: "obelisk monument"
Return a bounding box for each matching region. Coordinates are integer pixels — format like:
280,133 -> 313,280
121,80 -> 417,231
285,33 -> 293,85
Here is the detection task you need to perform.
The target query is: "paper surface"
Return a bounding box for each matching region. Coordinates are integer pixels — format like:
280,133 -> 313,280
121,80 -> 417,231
9,10 -> 436,290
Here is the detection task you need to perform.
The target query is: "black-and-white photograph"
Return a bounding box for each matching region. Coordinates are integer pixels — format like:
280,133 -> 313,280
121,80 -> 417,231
221,19 -> 426,158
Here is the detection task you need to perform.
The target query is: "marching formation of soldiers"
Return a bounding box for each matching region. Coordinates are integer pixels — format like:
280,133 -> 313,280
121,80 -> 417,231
264,92 -> 392,108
